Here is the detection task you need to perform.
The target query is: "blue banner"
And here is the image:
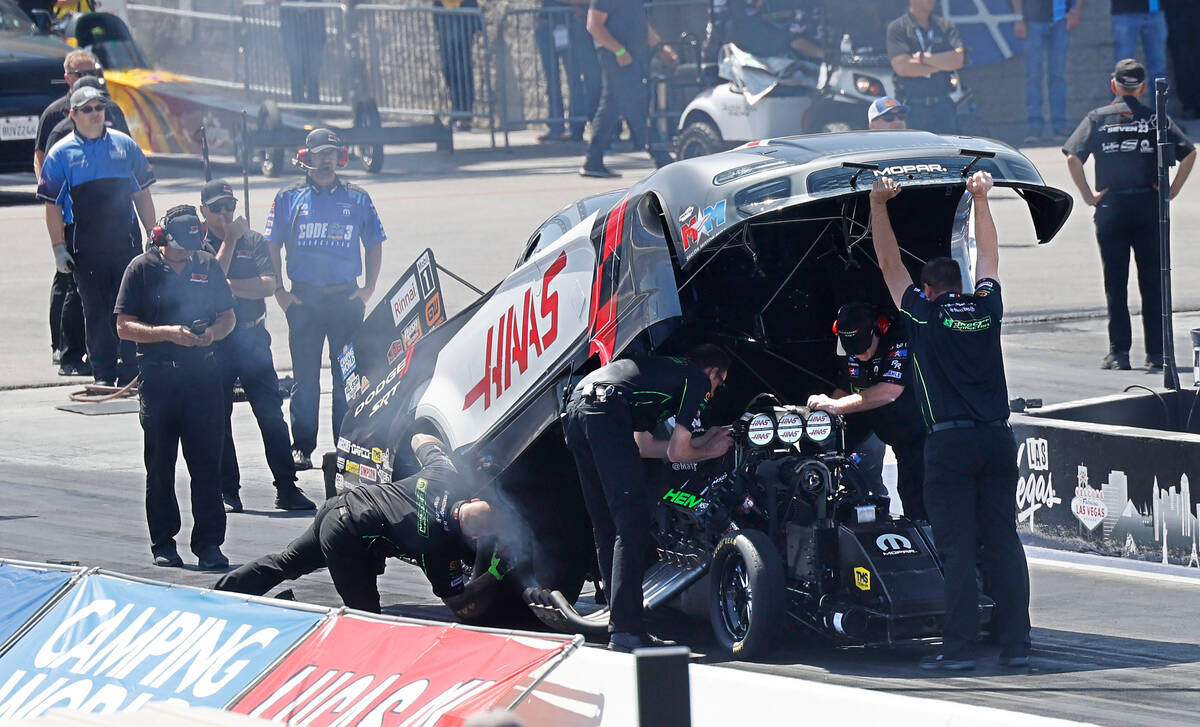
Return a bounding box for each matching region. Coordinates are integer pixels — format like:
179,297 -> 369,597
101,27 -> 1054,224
0,574 -> 323,719
0,564 -> 74,649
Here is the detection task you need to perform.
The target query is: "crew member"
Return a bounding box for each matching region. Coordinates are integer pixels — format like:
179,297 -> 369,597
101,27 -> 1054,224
579,0 -> 678,177
216,434 -> 500,615
728,0 -> 823,60
199,180 -> 316,514
563,345 -> 733,651
1063,58 -> 1195,371
887,0 -> 965,134
115,206 -> 236,570
808,302 -> 927,521
39,85 -> 156,387
43,76 -> 130,152
868,96 -> 909,130
870,171 -> 1030,671
266,128 -> 386,471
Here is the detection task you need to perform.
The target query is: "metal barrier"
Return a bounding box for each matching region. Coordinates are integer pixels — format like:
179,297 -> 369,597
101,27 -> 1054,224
240,1 -> 346,106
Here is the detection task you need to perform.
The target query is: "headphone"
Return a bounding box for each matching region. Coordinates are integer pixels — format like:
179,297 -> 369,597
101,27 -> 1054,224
295,144 -> 350,170
831,306 -> 891,338
150,204 -> 204,247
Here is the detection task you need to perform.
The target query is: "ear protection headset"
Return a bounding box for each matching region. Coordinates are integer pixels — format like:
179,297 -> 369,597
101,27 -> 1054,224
295,144 -> 350,170
150,204 -> 204,247
831,307 -> 891,337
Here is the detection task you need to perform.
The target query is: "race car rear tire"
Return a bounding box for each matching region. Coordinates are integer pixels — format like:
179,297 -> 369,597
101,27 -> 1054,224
354,99 -> 385,173
676,120 -> 724,160
708,528 -> 786,659
259,100 -> 284,178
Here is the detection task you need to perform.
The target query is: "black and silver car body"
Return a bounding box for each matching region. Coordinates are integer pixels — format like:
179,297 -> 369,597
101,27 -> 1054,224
0,0 -> 69,174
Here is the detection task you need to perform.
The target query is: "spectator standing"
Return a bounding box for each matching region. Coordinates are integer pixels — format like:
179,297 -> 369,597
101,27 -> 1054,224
272,0 -> 326,104
1013,0 -> 1083,142
867,96 -> 909,129
115,207 -> 236,570
434,0 -> 483,131
537,0 -> 601,142
1162,0 -> 1200,118
198,180 -> 316,514
579,0 -> 678,177
267,129 -> 385,471
1110,0 -> 1166,86
886,0 -> 965,134
38,85 -> 155,387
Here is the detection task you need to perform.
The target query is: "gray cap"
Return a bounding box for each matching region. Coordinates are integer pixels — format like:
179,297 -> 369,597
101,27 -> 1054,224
71,75 -> 108,96
70,86 -> 104,109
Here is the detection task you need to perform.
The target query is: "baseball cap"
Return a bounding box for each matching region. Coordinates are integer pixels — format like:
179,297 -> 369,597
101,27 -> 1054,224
201,179 -> 236,206
835,302 -> 876,356
70,86 -> 104,109
868,97 -> 908,123
71,75 -> 108,97
1113,58 -> 1146,88
162,213 -> 205,251
304,128 -> 342,152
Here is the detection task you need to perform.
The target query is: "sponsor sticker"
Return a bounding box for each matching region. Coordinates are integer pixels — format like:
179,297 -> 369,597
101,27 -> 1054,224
389,274 -> 420,327
806,410 -> 832,441
371,447 -> 384,464
875,533 -> 918,556
359,464 -> 377,482
424,291 -> 443,326
402,316 -> 423,347
387,338 -> 405,365
776,412 -> 803,443
190,273 -> 208,283
345,461 -> 360,474
747,413 -> 775,446
338,343 -> 356,379
854,566 -> 871,591
1071,465 -> 1107,530
344,372 -> 361,402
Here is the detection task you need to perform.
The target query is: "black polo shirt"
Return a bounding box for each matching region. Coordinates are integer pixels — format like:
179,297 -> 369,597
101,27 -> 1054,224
590,0 -> 649,60
114,246 -> 235,364
1021,0 -> 1074,22
886,12 -> 962,100
1062,95 -> 1193,192
577,356 -> 711,432
344,441 -> 471,597
842,323 -> 924,445
202,228 -> 273,326
899,278 -> 1009,429
1111,1 -> 1160,14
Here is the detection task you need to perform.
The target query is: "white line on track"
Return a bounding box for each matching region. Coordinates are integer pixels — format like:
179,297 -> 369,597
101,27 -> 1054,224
1025,546 -> 1200,587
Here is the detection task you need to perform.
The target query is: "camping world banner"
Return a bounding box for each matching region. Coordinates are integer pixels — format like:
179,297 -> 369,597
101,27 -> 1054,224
231,614 -> 570,726
0,574 -> 322,719
0,563 -> 76,649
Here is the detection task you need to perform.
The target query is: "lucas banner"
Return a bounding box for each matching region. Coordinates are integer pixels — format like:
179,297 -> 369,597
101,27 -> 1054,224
0,574 -> 323,719
231,614 -> 570,726
0,563 -> 76,651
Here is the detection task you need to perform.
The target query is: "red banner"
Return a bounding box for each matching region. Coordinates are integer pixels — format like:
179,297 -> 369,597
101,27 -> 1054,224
230,615 -> 568,726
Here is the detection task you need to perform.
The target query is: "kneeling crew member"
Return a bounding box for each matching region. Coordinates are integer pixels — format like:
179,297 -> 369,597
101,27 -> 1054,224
216,435 -> 499,615
564,345 -> 733,652
870,171 -> 1030,671
808,301 -> 927,521
115,206 -> 236,571
199,180 -> 314,514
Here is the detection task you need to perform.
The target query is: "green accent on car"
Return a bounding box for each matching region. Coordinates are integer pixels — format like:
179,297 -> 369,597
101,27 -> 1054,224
663,488 -> 703,509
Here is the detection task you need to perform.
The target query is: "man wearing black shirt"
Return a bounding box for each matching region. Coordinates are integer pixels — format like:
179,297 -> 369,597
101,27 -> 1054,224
870,171 -> 1030,671
886,0 -> 964,133
198,180 -> 315,514
808,302 -> 927,521
1063,58 -> 1195,371
564,345 -> 733,651
215,435 -> 499,615
115,207 -> 236,571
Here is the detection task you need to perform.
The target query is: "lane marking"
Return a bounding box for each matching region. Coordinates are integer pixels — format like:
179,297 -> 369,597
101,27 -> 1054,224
1027,548 -> 1200,587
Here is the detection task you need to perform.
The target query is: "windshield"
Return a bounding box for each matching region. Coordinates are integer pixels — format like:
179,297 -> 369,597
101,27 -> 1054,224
0,0 -> 35,34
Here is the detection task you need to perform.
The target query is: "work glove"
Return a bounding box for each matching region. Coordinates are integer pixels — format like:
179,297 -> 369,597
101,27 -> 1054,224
53,245 -> 75,275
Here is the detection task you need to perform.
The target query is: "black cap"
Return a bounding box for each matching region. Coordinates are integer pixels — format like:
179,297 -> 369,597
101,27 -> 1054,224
162,213 -> 205,251
71,75 -> 108,97
200,179 -> 236,206
1113,58 -> 1146,88
835,301 -> 876,356
304,128 -> 342,152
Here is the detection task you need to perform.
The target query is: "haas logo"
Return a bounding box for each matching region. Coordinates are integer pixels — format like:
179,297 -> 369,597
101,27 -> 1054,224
876,533 -> 918,556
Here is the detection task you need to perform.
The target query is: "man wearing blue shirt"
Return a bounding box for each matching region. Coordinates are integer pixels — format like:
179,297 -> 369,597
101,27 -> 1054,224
38,86 -> 157,386
1013,0 -> 1083,142
266,129 -> 385,471
1110,0 -> 1165,87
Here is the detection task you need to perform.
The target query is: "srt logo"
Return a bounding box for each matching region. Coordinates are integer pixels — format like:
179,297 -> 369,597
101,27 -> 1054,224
876,533 -> 918,555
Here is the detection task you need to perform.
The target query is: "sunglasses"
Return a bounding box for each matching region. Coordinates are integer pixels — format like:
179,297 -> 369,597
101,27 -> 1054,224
68,68 -> 102,78
76,104 -> 106,115
207,200 -> 237,213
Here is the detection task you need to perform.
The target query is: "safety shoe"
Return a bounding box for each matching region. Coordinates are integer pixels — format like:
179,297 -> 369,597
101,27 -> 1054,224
52,348 -> 62,365
998,649 -> 1030,668
607,632 -> 678,653
94,378 -> 116,387
275,486 -> 317,511
197,546 -> 229,571
222,491 -> 244,513
579,164 -> 621,179
58,360 -> 92,376
291,449 -> 313,471
918,653 -> 976,671
1144,354 -> 1164,371
1100,352 -> 1131,370
152,545 -> 183,568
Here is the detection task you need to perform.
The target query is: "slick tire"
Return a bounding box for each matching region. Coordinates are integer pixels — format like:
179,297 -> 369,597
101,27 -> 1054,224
354,98 -> 385,173
676,120 -> 724,160
709,528 -> 786,659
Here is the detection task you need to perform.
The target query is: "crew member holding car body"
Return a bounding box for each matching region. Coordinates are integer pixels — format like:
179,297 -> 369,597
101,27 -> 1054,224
870,171 -> 1031,671
886,0 -> 964,133
808,301 -> 927,521
266,128 -> 386,471
1063,58 -> 1195,371
215,435 -> 500,616
39,84 -> 156,387
199,180 -> 315,514
115,206 -> 236,571
563,345 -> 733,651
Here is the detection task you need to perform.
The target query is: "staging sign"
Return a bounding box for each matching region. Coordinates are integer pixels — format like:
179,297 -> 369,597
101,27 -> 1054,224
0,575 -> 321,719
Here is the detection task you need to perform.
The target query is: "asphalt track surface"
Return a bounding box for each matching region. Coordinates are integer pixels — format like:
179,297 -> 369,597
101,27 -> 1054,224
2,136 -> 1200,725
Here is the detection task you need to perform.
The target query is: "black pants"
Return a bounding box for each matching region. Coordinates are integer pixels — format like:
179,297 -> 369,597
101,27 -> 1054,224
586,53 -> 668,167
285,282 -> 365,456
435,14 -> 479,115
280,8 -> 326,103
563,396 -> 648,634
49,271 -> 86,365
218,323 -> 296,494
214,496 -> 382,612
139,357 -> 226,557
74,252 -> 137,383
1094,191 -> 1161,358
891,435 -> 928,522
904,95 -> 958,135
923,425 -> 1030,659
1164,0 -> 1200,114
